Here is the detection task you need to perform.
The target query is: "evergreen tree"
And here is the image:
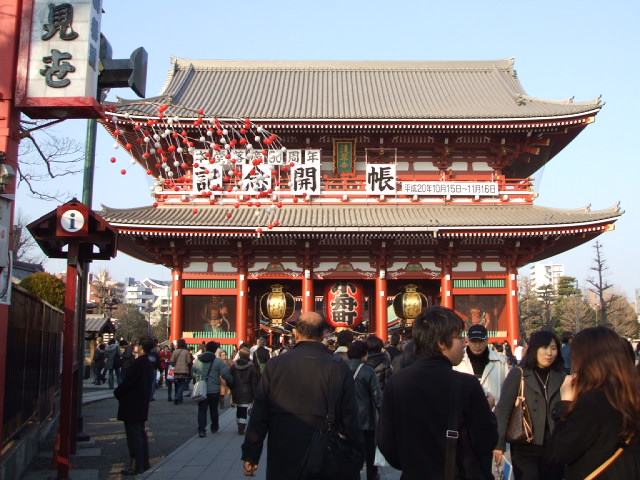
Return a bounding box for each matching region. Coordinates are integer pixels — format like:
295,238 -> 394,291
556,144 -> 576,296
20,272 -> 65,310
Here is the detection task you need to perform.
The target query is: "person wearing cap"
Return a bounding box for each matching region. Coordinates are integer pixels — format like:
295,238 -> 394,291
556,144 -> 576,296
453,324 -> 509,408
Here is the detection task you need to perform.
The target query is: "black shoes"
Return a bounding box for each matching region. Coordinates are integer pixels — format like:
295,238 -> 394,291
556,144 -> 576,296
198,431 -> 206,438
210,425 -> 218,433
120,468 -> 143,475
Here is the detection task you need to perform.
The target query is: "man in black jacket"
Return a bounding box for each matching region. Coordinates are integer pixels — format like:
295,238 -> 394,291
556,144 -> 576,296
241,312 -> 362,479
114,336 -> 154,475
377,306 -> 498,480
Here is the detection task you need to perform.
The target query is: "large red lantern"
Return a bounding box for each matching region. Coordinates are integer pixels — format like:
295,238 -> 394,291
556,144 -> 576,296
325,281 -> 364,329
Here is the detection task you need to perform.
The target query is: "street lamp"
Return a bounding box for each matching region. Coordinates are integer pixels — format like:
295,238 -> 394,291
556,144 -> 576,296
145,300 -> 154,336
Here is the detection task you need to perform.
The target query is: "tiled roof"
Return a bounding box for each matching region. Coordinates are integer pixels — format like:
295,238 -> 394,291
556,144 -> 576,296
112,58 -> 602,121
100,204 -> 621,233
86,315 -> 113,333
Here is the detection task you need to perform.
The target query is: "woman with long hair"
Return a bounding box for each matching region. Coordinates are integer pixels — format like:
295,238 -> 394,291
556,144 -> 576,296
549,326 -> 640,479
494,330 -> 566,480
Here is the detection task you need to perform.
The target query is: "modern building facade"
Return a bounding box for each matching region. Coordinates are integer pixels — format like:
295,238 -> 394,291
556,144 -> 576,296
99,58 -> 622,347
529,263 -> 565,291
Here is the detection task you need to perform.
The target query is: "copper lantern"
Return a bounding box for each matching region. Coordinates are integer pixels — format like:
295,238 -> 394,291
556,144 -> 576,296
260,284 -> 295,327
393,284 -> 428,326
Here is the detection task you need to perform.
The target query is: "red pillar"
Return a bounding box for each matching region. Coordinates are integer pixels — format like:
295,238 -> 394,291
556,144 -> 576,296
375,276 -> 388,341
302,274 -> 314,313
58,245 -> 80,479
506,269 -> 520,346
170,267 -> 183,341
237,270 -> 248,345
441,271 -> 453,308
0,0 -> 23,447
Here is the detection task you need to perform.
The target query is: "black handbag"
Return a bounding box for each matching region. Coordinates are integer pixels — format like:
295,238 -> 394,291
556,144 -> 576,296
505,367 -> 534,444
300,358 -> 364,478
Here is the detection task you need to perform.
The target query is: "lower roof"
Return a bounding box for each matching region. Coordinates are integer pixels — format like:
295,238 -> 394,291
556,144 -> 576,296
101,203 -> 621,233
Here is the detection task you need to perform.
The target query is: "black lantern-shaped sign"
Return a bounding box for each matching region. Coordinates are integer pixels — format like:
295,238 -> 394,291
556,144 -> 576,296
260,284 -> 295,327
393,284 -> 429,327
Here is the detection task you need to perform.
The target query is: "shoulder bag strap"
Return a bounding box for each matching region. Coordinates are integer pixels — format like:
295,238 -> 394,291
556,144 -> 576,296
326,358 -> 340,430
353,363 -> 364,380
517,367 -> 525,399
584,437 -> 632,480
203,359 -> 214,380
444,373 -> 462,480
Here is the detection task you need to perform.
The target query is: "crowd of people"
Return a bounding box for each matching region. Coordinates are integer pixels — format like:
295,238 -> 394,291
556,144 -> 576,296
94,308 -> 640,479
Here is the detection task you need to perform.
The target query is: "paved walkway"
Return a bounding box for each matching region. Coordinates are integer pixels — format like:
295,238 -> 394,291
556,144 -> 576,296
137,406 -> 401,480
22,379 -> 401,480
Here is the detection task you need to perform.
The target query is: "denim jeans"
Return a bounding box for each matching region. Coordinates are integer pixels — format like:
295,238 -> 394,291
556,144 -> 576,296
197,393 -> 220,433
174,378 -> 187,403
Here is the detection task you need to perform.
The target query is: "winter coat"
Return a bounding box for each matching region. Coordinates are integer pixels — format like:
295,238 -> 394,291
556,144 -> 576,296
349,358 -> 382,431
242,341 -> 362,480
192,352 -> 233,394
120,345 -> 135,369
377,355 -> 498,479
230,359 -> 258,404
170,348 -> 192,376
454,347 -> 509,404
494,366 -> 565,450
549,390 -> 640,480
366,351 -> 393,391
385,344 -> 401,362
333,345 -> 349,362
114,353 -> 153,423
93,349 -> 105,369
105,343 -> 119,369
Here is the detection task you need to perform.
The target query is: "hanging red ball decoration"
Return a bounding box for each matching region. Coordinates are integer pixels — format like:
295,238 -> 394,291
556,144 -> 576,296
193,209 -> 199,214
125,143 -> 133,150
153,202 -> 159,208
120,169 -> 127,175
110,157 -> 117,163
227,213 -> 233,219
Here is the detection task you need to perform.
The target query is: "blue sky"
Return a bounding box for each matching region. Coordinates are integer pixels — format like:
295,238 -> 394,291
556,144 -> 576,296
18,0 -> 639,297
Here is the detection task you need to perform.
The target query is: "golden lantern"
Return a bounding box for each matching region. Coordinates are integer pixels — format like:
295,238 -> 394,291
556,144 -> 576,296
260,284 -> 295,327
393,284 -> 429,326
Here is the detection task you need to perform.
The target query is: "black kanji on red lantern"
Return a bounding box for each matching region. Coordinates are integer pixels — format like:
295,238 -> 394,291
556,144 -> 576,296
329,282 -> 360,327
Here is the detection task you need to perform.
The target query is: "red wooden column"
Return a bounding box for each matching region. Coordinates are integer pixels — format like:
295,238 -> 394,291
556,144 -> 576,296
441,271 -> 453,308
506,269 -> 520,346
375,275 -> 388,341
170,267 -> 183,341
302,273 -> 314,313
237,270 -> 248,345
302,241 -> 314,313
58,244 -> 79,478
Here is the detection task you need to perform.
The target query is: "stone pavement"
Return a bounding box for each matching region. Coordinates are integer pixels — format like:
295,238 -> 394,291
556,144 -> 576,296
137,406 -> 401,480
21,379 -> 402,480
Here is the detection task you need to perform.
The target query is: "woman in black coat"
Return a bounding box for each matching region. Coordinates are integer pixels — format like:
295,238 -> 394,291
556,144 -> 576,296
549,327 -> 640,480
230,347 -> 258,435
114,336 -> 155,475
365,335 -> 392,390
494,330 -> 566,480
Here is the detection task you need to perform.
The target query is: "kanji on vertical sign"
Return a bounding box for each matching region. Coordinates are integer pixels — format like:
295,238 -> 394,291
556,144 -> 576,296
41,3 -> 79,41
40,49 -> 76,88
